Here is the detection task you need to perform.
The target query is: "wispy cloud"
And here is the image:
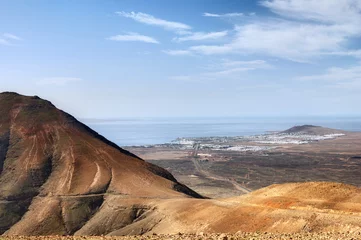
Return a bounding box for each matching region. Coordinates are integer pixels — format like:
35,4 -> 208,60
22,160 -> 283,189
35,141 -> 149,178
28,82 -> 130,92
189,45 -> 233,55
324,50 -> 361,58
162,50 -> 193,56
173,31 -> 228,42
299,65 -> 361,82
189,0 -> 361,62
0,38 -> 10,46
37,77 -> 83,86
170,67 -> 255,81
3,33 -> 22,41
212,67 -> 255,75
107,33 -> 159,44
170,59 -> 271,81
220,59 -> 273,69
116,11 -> 191,33
0,33 -> 22,46
260,0 -> 361,24
189,20 -> 359,62
298,64 -> 361,89
203,12 -> 244,17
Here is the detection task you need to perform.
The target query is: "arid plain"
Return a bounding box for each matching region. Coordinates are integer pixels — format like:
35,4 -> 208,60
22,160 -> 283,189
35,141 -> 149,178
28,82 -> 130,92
126,126 -> 361,198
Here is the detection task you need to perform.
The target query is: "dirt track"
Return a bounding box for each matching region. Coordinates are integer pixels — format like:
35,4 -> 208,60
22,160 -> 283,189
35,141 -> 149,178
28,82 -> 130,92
191,158 -> 251,194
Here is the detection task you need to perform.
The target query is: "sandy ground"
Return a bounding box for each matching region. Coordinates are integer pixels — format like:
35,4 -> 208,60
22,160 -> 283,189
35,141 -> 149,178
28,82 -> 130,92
3,232 -> 361,240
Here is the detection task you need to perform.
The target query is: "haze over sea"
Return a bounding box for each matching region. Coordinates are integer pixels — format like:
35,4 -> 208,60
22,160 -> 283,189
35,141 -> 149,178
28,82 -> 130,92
84,116 -> 361,147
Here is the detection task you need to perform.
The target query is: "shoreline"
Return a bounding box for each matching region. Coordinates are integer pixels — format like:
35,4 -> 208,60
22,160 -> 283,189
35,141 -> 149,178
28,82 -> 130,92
123,126 -> 347,152
125,126 -> 361,198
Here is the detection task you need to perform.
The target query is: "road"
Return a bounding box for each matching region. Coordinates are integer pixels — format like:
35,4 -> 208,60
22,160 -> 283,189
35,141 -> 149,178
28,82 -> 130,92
191,154 -> 251,194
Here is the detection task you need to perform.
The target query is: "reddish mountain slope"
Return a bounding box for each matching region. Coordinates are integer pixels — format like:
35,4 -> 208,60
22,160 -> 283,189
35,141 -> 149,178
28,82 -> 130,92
0,92 -> 201,235
148,182 -> 361,234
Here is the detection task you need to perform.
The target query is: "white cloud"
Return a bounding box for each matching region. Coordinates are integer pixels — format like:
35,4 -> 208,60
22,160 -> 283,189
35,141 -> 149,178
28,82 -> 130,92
203,12 -> 244,17
116,11 -> 191,32
299,65 -> 361,82
173,31 -> 228,42
260,0 -> 361,25
324,50 -> 361,58
170,59 -> 271,81
234,21 -> 349,61
189,44 -> 233,55
3,33 -> 22,41
0,38 -> 10,46
170,67 -> 255,81
0,33 -> 22,46
107,33 -> 159,44
211,67 -> 255,75
189,0 -> 361,62
190,20 -> 359,62
298,64 -> 361,89
162,50 -> 193,56
220,59 -> 272,69
37,77 -> 83,86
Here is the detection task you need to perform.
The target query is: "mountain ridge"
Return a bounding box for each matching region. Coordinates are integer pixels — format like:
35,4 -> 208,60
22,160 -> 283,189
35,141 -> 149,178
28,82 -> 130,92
0,92 -> 202,235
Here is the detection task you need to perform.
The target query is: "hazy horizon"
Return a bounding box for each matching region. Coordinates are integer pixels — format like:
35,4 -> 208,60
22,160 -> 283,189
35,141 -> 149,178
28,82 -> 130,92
80,114 -> 361,123
81,115 -> 361,146
1,0 -> 361,118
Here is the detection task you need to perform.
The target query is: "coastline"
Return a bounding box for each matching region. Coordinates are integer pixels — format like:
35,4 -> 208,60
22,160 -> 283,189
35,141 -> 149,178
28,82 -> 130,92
84,116 -> 361,147
124,125 -> 361,198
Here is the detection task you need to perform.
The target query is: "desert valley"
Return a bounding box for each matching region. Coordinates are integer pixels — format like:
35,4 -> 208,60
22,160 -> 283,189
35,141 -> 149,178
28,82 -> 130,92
1,92 -> 361,240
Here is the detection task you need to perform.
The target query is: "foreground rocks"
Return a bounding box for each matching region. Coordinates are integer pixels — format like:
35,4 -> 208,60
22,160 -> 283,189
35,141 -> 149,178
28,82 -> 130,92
2,232 -> 361,240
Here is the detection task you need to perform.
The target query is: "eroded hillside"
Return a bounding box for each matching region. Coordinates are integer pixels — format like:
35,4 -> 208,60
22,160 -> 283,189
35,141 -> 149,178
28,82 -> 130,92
1,92 -> 361,237
0,92 -> 201,235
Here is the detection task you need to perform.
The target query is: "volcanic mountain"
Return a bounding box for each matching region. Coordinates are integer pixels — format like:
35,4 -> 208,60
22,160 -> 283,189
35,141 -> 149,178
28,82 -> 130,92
1,92 -> 361,236
282,124 -> 346,135
0,92 -> 201,235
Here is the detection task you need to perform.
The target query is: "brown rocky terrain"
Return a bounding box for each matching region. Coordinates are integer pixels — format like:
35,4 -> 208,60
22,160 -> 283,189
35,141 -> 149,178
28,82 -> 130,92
1,92 -> 361,238
2,231 -> 361,240
0,92 -> 201,236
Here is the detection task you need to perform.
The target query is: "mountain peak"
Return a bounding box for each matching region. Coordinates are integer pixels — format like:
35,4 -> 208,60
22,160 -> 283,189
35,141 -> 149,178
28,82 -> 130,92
0,92 -> 202,235
282,124 -> 344,135
0,91 -> 44,101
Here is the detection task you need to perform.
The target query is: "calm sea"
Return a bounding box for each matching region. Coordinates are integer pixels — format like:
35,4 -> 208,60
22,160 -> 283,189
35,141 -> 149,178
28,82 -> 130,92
83,116 -> 361,147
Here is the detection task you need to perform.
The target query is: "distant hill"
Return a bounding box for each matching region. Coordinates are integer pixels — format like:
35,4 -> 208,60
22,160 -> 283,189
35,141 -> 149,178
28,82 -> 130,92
282,124 -> 345,135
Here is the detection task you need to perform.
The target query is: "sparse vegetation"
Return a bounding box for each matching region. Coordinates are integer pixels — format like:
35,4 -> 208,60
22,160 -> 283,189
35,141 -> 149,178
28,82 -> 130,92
148,151 -> 361,198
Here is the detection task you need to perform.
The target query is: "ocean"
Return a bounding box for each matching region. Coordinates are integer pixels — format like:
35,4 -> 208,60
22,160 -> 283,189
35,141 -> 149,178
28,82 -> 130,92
84,116 -> 361,147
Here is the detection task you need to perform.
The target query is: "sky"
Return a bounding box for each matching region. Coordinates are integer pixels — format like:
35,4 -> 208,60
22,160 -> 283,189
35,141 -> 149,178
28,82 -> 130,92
1,0 -> 361,118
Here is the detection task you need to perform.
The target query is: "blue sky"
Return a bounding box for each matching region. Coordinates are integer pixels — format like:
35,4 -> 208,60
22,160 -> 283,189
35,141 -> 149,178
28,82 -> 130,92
1,0 -> 361,118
